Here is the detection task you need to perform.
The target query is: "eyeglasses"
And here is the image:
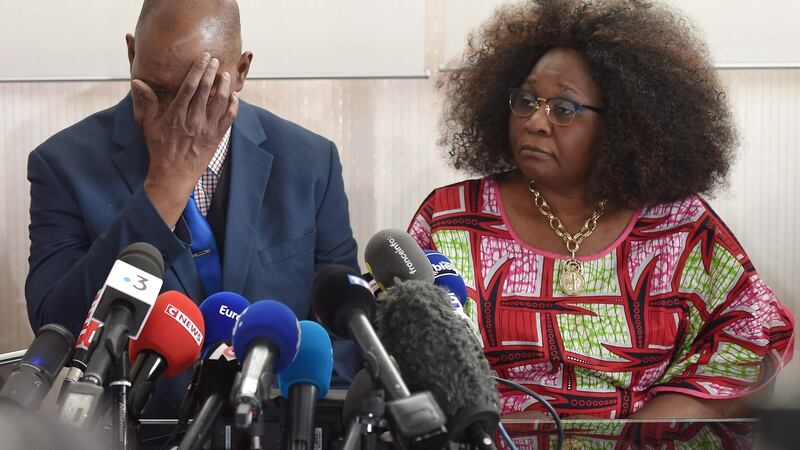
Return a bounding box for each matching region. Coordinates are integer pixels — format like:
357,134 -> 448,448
508,88 -> 606,126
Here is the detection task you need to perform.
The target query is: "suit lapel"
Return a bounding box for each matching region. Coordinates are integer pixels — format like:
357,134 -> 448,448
110,94 -> 205,301
223,101 -> 272,294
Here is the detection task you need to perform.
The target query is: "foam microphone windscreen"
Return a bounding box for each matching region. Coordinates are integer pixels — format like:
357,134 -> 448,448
128,291 -> 205,377
311,264 -> 376,338
278,321 -> 333,398
364,229 -> 434,290
119,242 -> 165,278
375,280 -> 499,441
425,250 -> 468,307
231,300 -> 300,373
199,291 -> 250,354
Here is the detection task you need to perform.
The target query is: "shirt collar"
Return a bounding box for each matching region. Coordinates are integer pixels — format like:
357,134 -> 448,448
208,127 -> 232,177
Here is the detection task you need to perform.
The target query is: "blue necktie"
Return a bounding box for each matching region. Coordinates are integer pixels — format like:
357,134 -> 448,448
182,194 -> 222,296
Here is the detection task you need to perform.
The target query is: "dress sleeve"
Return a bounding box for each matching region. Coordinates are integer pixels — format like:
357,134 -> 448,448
407,189 -> 437,251
651,202 -> 794,399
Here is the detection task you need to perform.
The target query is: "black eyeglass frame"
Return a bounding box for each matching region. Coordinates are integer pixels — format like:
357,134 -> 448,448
507,87 -> 606,126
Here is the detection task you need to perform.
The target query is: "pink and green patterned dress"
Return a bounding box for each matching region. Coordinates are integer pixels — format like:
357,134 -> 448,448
408,176 -> 794,418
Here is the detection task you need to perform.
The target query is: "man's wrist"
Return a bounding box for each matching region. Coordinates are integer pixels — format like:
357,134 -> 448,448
143,178 -> 191,229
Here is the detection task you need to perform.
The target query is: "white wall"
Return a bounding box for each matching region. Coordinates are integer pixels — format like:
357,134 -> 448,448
0,0 -> 427,80
441,0 -> 800,68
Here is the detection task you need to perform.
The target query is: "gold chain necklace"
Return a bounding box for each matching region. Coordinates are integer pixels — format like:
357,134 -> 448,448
528,179 -> 607,295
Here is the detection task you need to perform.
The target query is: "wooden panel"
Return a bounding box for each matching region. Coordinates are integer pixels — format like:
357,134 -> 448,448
714,70 -> 800,403
0,78 -> 462,353
0,81 -> 131,351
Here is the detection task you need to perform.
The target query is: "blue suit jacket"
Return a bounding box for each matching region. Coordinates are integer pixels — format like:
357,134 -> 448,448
26,94 -> 361,416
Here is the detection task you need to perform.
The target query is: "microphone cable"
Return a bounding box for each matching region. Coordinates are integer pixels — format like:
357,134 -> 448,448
497,422 -> 518,450
159,380 -> 198,449
491,376 -> 563,450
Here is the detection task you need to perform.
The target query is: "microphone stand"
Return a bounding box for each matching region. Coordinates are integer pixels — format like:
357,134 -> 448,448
109,349 -> 131,450
247,411 -> 268,450
342,387 -> 386,450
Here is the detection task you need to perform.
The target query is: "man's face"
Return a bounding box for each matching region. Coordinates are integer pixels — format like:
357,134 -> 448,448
128,28 -> 241,112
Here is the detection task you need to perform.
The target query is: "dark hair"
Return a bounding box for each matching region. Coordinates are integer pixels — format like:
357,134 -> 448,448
439,0 -> 737,206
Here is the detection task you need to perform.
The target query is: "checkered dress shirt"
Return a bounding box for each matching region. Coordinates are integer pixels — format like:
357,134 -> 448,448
192,128 -> 231,216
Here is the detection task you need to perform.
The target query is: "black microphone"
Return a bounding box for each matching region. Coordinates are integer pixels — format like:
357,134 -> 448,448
0,324 -> 74,411
278,321 -> 333,450
340,368 -> 388,450
376,279 -> 500,450
177,341 -> 239,450
59,293 -> 104,401
341,368 -> 380,427
58,242 -> 164,428
311,265 -> 403,399
168,292 -> 250,450
364,229 -> 434,291
359,271 -> 381,297
311,264 -> 448,449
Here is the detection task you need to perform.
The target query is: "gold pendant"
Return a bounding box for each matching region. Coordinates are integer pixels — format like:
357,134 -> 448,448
559,258 -> 586,295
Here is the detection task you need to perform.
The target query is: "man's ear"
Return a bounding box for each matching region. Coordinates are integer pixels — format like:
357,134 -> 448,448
126,33 -> 136,68
232,51 -> 253,92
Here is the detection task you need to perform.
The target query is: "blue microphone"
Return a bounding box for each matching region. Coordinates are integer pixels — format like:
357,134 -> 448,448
198,291 -> 250,356
425,250 -> 482,345
278,321 -> 333,450
425,250 -> 467,307
231,300 -> 300,429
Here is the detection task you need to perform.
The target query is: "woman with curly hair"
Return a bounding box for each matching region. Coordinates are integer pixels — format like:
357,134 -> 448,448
408,0 -> 794,419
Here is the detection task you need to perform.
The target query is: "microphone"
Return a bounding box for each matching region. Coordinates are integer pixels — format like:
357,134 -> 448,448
376,279 -> 500,450
425,250 -> 482,344
84,242 -> 165,385
127,291 -> 205,418
230,300 -> 300,429
0,324 -> 74,411
176,341 -> 239,450
278,320 -> 333,450
59,294 -> 103,401
59,242 -> 164,428
364,229 -> 434,290
425,250 -> 467,306
340,368 -> 388,450
198,291 -> 250,356
359,272 -> 381,297
341,368 -> 378,427
311,264 -> 448,449
170,292 -> 250,449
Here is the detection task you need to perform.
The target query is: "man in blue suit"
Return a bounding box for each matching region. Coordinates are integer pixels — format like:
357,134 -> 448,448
26,0 -> 360,416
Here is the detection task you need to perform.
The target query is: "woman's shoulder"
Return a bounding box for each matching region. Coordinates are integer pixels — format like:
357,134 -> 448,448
415,176 -> 495,215
408,176 -> 498,247
427,176 -> 488,197
639,194 -> 708,225
636,194 -> 747,258
637,194 -> 731,234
